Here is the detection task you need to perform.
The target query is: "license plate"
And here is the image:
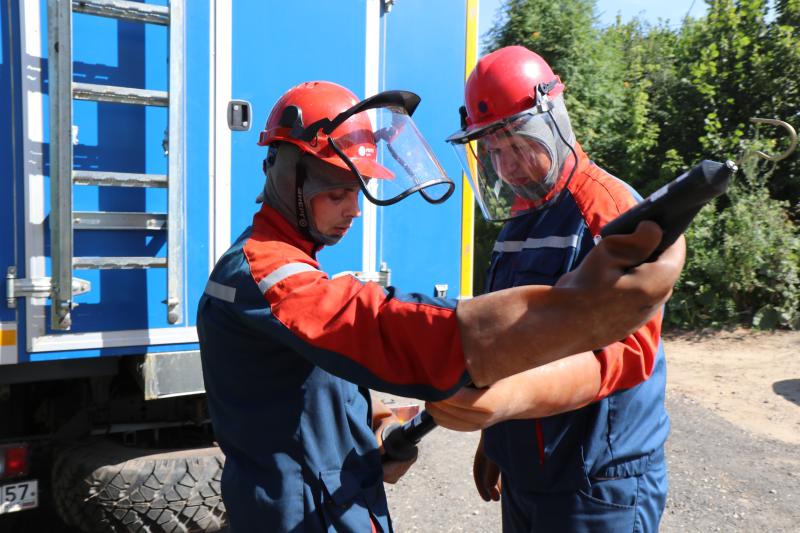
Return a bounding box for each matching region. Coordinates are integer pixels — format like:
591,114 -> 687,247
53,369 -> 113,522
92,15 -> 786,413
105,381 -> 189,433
0,480 -> 38,514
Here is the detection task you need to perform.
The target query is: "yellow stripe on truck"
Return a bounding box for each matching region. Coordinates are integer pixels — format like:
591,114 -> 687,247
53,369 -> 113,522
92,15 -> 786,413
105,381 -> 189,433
460,0 -> 479,299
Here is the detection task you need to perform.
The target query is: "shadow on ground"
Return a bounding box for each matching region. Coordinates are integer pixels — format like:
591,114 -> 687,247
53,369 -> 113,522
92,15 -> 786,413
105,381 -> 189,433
773,379 -> 800,407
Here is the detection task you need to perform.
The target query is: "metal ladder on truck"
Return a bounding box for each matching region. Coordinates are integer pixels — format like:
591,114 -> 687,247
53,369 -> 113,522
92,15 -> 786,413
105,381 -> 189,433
47,0 -> 184,330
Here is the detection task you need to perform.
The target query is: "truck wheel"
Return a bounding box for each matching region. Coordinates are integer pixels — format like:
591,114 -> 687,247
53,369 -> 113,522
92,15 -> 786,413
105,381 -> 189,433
51,439 -> 227,532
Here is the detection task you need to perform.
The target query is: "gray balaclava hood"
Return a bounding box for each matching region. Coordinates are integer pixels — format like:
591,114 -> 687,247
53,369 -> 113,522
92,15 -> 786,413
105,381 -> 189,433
512,94 -> 576,202
260,143 -> 359,246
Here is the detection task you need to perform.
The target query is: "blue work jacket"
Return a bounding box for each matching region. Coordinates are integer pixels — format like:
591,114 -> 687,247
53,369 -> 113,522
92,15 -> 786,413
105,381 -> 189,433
483,146 -> 669,495
197,205 -> 467,532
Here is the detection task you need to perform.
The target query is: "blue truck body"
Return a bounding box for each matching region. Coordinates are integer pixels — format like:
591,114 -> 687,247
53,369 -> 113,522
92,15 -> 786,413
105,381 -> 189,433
0,0 -> 476,528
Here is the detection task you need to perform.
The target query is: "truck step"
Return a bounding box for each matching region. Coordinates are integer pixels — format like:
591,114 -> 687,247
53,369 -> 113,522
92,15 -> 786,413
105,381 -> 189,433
73,82 -> 168,107
72,0 -> 169,26
73,212 -> 167,231
72,257 -> 167,270
73,171 -> 168,188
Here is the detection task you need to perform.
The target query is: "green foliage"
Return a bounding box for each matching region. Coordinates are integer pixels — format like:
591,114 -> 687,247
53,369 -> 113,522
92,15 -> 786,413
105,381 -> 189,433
479,0 -> 800,329
762,0 -> 800,201
473,212 -> 503,295
667,169 -> 800,330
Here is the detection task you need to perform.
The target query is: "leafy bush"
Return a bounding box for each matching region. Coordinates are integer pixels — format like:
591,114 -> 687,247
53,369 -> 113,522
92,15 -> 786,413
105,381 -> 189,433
478,0 -> 800,329
667,169 -> 800,330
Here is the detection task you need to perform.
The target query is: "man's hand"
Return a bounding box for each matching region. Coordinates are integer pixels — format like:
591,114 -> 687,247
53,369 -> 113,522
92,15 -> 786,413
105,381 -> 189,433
372,398 -> 417,483
556,221 -> 685,315
473,433 -> 501,502
459,221 -> 686,386
426,384 -> 513,432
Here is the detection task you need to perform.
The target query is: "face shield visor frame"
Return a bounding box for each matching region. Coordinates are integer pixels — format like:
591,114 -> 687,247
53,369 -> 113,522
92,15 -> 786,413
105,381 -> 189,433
284,91 -> 455,206
448,108 -> 564,222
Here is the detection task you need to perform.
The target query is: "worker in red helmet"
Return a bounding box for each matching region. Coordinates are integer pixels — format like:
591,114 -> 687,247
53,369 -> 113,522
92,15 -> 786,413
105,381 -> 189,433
430,46 -> 675,532
197,79 -> 685,532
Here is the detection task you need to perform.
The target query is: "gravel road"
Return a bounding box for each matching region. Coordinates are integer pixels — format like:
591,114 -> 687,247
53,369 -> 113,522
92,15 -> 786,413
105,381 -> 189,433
9,391 -> 800,533
381,391 -> 800,532
4,330 -> 798,532
3,390 -> 797,532
661,392 -> 798,533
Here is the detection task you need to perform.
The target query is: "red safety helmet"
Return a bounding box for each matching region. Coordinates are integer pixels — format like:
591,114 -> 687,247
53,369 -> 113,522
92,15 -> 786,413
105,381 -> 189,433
258,81 -> 392,180
259,81 -> 454,206
447,46 -> 576,221
456,45 -> 564,140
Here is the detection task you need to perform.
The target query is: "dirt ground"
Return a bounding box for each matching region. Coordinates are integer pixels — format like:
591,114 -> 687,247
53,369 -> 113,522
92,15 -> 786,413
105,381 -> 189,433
4,330 -> 798,532
664,329 -> 800,445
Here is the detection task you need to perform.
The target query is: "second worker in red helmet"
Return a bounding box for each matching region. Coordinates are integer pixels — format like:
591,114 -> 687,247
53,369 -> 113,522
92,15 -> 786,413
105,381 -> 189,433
430,45 -> 673,532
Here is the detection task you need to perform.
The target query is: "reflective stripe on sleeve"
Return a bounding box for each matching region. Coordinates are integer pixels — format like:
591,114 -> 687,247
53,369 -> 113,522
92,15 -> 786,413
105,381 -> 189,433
493,234 -> 579,253
204,280 -> 237,302
258,262 -> 319,293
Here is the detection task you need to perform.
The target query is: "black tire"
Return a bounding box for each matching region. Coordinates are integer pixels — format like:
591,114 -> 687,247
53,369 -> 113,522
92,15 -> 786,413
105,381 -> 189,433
51,439 -> 227,532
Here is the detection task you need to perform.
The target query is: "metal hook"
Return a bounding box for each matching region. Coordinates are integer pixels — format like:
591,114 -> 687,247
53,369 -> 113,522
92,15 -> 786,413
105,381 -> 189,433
749,117 -> 797,162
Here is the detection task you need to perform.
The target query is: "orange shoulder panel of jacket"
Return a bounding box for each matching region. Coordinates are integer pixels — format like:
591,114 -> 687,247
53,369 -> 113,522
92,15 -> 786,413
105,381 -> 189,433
265,272 -> 466,391
243,234 -> 322,291
569,163 -> 639,238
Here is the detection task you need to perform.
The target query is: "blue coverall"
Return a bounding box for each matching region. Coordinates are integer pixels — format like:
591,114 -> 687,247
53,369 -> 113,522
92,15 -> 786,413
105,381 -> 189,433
197,205 -> 469,532
483,144 -> 669,533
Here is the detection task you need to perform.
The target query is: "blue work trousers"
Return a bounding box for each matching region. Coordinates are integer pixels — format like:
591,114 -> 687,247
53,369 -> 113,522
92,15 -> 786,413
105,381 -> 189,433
500,459 -> 668,532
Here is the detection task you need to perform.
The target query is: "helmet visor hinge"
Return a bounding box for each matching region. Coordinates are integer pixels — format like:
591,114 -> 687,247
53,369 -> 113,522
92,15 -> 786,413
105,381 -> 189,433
459,106 -> 468,129
535,80 -> 558,112
278,105 -> 307,139
538,79 -> 558,97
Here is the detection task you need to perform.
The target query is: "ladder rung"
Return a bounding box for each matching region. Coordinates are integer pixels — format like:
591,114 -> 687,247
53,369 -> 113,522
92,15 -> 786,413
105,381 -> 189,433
73,170 -> 168,188
73,211 -> 167,231
72,0 -> 170,26
73,257 -> 168,270
73,82 -> 168,106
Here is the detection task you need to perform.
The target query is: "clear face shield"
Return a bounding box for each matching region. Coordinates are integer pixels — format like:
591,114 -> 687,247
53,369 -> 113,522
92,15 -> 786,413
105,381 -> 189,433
448,109 -> 566,221
287,91 -> 454,206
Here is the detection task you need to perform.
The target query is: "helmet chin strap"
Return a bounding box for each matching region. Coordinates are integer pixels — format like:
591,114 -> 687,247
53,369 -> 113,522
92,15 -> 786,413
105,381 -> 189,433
262,143 -> 316,242
294,161 -> 311,234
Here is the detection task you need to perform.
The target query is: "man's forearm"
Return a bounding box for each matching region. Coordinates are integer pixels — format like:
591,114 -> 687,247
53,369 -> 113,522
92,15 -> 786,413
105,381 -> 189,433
503,351 -> 601,419
458,223 -> 685,387
424,351 -> 601,432
458,285 -> 611,387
